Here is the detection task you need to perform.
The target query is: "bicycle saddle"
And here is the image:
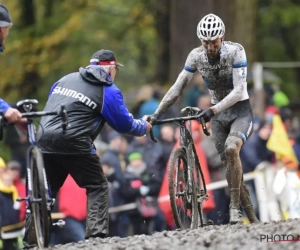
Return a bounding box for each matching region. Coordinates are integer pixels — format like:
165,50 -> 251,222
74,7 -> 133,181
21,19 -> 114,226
16,99 -> 38,108
181,106 -> 202,115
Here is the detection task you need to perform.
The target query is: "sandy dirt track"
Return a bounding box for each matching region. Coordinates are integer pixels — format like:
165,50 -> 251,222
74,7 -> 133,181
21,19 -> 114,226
46,219 -> 300,250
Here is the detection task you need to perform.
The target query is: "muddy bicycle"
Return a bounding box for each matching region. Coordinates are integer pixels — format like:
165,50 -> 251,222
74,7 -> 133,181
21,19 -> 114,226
0,99 -> 68,248
149,106 -> 211,230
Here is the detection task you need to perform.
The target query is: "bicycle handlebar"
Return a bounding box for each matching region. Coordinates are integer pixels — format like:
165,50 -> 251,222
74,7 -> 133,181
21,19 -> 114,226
148,113 -> 210,143
0,106 -> 69,141
21,106 -> 69,133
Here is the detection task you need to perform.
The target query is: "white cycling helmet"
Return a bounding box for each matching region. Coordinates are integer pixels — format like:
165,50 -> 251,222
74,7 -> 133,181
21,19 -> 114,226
197,14 -> 225,41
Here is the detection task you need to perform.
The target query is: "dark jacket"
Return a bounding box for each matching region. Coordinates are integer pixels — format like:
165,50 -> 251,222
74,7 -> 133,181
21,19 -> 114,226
122,167 -> 161,204
101,149 -> 126,185
0,189 -> 23,239
240,132 -> 274,173
37,65 -> 147,154
127,138 -> 165,182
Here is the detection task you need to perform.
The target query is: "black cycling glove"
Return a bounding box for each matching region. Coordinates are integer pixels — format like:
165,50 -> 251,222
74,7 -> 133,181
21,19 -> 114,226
200,108 -> 215,122
148,113 -> 159,124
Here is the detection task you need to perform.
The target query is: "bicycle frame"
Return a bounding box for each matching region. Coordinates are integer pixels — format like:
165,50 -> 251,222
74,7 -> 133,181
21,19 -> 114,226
178,119 -> 196,197
21,102 -> 58,208
149,110 -> 209,197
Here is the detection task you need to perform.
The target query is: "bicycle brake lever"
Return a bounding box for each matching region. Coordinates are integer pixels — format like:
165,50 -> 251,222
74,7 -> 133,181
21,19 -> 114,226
200,117 -> 210,136
146,116 -> 158,143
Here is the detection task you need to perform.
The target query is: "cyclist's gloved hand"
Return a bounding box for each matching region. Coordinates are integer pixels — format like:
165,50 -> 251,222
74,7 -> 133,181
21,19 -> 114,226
139,185 -> 150,196
200,108 -> 215,123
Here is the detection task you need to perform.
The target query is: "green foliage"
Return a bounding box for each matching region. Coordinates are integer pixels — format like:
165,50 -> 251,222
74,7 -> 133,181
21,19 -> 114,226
0,0 -> 157,105
257,0 -> 300,101
1,0 -> 299,105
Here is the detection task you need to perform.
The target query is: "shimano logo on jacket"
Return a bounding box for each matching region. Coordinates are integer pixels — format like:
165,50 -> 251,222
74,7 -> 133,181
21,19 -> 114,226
52,86 -> 97,109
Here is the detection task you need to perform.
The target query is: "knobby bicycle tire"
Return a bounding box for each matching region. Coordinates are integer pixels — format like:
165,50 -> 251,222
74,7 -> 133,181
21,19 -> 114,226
27,146 -> 50,248
168,148 -> 198,230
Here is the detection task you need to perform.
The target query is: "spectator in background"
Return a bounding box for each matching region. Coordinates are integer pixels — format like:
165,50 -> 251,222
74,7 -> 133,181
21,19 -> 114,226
240,121 -> 274,221
0,157 -> 6,179
50,175 -> 87,245
101,131 -> 127,181
127,135 -> 165,183
94,137 -> 109,158
293,130 -> 300,165
0,171 -> 23,250
101,131 -> 128,237
130,85 -> 161,139
280,106 -> 295,139
159,124 -> 176,172
4,112 -> 29,179
6,161 -> 26,222
122,152 -> 161,235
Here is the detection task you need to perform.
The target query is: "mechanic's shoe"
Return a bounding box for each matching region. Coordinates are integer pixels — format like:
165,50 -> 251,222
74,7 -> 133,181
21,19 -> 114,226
243,204 -> 259,224
229,208 -> 242,224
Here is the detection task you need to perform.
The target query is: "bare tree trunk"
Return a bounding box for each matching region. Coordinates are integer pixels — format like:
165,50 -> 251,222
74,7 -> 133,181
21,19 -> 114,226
226,0 -> 258,65
153,0 -> 171,86
20,0 -> 42,98
44,0 -> 54,18
169,0 -> 204,83
20,0 -> 35,28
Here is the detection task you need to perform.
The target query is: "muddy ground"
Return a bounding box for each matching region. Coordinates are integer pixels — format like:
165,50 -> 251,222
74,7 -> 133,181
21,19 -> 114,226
48,219 -> 300,250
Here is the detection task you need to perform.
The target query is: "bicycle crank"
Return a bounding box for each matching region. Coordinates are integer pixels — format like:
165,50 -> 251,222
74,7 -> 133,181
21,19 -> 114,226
53,219 -> 65,228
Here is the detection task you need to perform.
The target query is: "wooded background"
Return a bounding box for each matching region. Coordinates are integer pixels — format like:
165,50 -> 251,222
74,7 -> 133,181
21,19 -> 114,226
1,0 -> 300,106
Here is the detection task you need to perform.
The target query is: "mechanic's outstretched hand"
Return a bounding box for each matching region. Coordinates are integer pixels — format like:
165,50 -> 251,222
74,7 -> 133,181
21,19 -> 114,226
142,115 -> 152,132
199,108 -> 215,123
4,107 -> 22,123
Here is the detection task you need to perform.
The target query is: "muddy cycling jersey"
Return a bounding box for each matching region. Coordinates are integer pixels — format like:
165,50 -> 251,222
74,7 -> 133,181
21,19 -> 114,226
184,41 -> 249,113
153,41 -> 250,117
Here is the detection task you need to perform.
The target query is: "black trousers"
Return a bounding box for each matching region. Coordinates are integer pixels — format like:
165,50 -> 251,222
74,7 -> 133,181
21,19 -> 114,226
23,153 -> 109,248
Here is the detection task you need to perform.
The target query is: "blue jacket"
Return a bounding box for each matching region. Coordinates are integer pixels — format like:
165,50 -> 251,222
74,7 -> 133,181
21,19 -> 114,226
37,66 -> 147,154
0,98 -> 10,114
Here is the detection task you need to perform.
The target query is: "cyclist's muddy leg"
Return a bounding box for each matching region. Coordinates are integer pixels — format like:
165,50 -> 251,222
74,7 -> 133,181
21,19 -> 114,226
240,179 -> 259,223
224,135 -> 243,224
22,209 -> 37,249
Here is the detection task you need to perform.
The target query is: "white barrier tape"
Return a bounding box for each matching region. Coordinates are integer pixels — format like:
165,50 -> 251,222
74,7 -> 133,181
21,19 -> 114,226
51,171 -> 259,217
158,171 -> 257,203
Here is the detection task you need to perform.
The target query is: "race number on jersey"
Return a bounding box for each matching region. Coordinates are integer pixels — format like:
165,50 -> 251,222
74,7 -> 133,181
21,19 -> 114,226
238,67 -> 247,78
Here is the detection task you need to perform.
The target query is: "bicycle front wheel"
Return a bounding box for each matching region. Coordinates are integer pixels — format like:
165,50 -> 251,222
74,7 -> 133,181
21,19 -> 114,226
168,148 -> 198,230
27,146 -> 50,248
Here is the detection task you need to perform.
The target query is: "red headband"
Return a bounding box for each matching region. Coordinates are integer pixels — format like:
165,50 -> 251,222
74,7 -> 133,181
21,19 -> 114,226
99,61 -> 117,66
